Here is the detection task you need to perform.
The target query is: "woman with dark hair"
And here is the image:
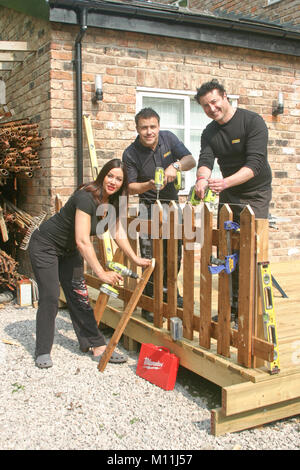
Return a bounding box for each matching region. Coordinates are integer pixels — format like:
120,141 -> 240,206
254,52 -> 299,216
29,158 -> 150,368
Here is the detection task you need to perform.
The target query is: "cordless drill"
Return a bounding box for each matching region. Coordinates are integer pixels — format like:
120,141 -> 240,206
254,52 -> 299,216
155,167 -> 185,197
154,167 -> 164,200
105,261 -> 140,279
100,262 -> 139,298
188,186 -> 216,205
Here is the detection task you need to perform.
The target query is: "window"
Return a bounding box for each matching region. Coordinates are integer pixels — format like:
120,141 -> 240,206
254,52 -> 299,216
136,88 -> 238,194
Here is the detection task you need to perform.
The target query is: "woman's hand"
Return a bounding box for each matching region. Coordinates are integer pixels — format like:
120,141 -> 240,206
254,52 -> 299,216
98,270 -> 123,286
134,256 -> 152,268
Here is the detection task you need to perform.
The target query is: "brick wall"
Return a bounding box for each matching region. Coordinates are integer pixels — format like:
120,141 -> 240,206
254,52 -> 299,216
0,7 -> 52,216
1,7 -> 300,262
189,0 -> 300,27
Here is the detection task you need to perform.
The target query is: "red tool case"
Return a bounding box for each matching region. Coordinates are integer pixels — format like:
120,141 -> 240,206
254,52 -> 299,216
136,343 -> 179,390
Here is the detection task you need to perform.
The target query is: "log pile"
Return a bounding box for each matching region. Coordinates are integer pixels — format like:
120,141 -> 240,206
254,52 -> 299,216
0,248 -> 22,291
0,118 -> 43,184
2,198 -> 46,250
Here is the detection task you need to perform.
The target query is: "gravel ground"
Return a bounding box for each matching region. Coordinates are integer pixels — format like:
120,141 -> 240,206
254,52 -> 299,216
0,302 -> 299,452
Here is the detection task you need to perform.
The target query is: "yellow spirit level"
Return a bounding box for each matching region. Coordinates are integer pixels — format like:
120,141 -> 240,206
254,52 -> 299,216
257,261 -> 280,374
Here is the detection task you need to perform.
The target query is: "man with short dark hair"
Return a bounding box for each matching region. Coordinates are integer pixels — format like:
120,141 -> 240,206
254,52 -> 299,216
122,107 -> 196,321
194,80 -> 272,323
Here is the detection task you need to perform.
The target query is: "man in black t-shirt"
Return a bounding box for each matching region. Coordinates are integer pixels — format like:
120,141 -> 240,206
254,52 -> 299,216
122,108 -> 195,320
194,80 -> 272,323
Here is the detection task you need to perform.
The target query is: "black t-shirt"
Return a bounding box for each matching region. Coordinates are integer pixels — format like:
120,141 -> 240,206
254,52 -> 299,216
197,108 -> 272,194
39,189 -> 98,254
122,130 -> 191,203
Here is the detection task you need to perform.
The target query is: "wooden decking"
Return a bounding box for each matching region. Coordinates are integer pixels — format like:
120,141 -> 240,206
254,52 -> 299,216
85,259 -> 300,435
271,261 -> 300,372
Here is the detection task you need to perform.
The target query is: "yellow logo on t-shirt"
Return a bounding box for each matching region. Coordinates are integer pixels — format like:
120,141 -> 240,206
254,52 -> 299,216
163,151 -> 171,158
232,139 -> 240,144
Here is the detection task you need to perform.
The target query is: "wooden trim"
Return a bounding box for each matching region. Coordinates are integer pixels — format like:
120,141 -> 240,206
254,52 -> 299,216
211,396 -> 300,436
222,372 -> 300,416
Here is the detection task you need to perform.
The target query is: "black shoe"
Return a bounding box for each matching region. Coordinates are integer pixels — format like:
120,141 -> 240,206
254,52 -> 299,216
141,309 -> 154,323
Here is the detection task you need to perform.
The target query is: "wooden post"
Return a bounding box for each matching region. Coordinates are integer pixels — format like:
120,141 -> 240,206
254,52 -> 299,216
217,204 -> 232,358
182,202 -> 195,340
237,205 -> 255,367
199,204 -> 213,349
152,201 -> 164,329
167,201 -> 179,328
252,218 -> 269,368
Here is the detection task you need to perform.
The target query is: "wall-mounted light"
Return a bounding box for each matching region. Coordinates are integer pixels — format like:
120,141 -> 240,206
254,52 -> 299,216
92,74 -> 103,103
272,92 -> 284,116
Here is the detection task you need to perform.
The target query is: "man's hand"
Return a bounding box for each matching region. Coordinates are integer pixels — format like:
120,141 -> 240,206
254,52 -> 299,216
195,178 -> 208,199
208,178 -> 227,194
164,164 -> 177,184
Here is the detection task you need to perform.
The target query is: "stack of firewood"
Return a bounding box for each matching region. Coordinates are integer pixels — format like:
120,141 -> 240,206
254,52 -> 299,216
0,248 -> 22,291
0,118 -> 43,183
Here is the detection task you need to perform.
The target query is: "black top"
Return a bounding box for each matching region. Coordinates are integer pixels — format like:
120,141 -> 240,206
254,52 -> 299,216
39,189 -> 98,255
122,130 -> 191,203
197,108 -> 272,194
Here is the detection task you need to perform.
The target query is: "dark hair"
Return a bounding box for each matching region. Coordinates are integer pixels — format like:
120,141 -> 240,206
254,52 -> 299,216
80,158 -> 128,216
135,107 -> 160,126
194,79 -> 226,104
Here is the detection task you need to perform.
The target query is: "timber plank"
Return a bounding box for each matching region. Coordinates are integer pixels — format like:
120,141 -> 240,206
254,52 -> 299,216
98,260 -> 155,372
217,205 -> 232,358
211,397 -> 300,436
199,204 -> 213,349
183,203 -> 194,340
237,206 -> 255,367
167,202 -> 179,330
153,202 -> 164,329
0,41 -> 34,51
222,372 -> 300,416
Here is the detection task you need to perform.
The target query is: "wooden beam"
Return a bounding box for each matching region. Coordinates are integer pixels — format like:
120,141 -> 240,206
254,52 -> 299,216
97,305 -> 251,386
183,203 -> 194,340
153,201 -> 164,329
0,52 -> 26,62
199,204 -> 213,349
211,396 -> 300,436
222,372 -> 300,416
0,41 -> 35,52
217,204 -> 232,358
237,205 -> 255,367
253,218 -> 269,368
98,259 -> 155,372
167,201 -> 179,330
0,62 -> 14,70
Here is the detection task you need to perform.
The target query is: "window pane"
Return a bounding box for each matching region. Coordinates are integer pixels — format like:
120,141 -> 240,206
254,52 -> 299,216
190,99 -> 211,129
169,128 -> 184,141
143,96 -> 184,127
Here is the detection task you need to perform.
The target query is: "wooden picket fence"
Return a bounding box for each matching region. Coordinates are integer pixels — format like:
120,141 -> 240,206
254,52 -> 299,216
87,200 -> 274,370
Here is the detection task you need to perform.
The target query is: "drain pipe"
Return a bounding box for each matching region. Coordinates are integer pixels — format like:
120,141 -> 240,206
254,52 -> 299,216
74,7 -> 87,186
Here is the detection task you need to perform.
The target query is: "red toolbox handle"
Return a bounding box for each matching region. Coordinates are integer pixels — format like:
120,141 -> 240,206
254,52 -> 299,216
157,346 -> 170,353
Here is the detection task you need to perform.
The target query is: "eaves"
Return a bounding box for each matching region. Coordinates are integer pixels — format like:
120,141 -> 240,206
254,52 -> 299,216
2,0 -> 300,56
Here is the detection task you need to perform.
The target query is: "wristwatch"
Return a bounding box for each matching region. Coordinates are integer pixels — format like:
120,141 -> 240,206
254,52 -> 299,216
172,162 -> 181,170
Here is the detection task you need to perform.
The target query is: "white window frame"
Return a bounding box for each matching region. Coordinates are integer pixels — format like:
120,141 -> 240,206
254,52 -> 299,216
136,87 -> 239,194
